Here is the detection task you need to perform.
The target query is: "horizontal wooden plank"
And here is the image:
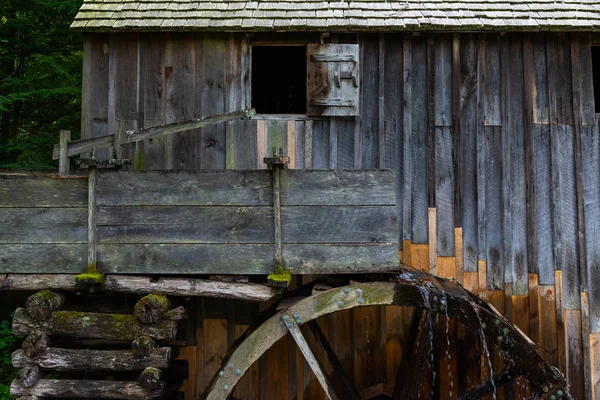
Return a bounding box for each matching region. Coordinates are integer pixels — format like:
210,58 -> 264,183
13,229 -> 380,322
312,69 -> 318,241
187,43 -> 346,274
280,170 -> 397,206
11,379 -> 164,400
0,208 -> 87,244
283,244 -> 399,273
96,170 -> 273,206
0,175 -> 87,208
0,244 -> 86,273
97,244 -> 275,274
281,206 -> 398,244
97,206 -> 273,244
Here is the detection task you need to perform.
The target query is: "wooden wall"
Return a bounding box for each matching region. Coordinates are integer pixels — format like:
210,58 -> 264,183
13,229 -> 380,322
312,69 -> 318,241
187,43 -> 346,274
82,31 -> 599,398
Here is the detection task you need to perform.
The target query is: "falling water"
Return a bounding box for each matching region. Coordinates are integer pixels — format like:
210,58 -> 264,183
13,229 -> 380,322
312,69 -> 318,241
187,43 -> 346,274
441,293 -> 453,398
416,285 -> 436,399
471,302 -> 497,400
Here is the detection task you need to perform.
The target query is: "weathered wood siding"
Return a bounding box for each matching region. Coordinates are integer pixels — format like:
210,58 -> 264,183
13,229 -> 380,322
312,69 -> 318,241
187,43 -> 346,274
77,31 -> 595,399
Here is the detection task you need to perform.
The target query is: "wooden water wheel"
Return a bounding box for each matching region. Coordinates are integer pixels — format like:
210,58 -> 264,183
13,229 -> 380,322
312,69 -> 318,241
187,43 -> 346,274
202,266 -> 571,400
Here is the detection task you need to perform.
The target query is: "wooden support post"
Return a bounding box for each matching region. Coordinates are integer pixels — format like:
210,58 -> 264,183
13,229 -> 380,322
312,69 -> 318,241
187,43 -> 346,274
58,130 -> 70,176
114,120 -> 124,160
87,166 -> 97,269
283,315 -> 338,400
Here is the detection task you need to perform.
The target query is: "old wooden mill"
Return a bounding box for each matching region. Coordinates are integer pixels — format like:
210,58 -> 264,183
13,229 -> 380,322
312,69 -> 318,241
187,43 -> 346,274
4,0 -> 600,399
1,109 -> 570,400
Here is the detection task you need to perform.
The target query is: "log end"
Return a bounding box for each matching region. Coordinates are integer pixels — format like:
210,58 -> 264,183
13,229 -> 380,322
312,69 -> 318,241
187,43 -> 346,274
134,294 -> 169,324
16,366 -> 41,388
25,291 -> 64,321
22,331 -> 50,357
132,336 -> 157,358
139,367 -> 162,390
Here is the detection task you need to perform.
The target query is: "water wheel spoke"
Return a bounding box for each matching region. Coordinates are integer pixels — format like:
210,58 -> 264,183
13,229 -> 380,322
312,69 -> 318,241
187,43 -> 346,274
307,320 -> 361,400
283,314 -> 340,400
457,367 -> 520,400
392,308 -> 435,400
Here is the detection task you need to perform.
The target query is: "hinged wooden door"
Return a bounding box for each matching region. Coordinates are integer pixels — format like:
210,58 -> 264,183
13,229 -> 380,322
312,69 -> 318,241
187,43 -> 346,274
306,44 -> 360,116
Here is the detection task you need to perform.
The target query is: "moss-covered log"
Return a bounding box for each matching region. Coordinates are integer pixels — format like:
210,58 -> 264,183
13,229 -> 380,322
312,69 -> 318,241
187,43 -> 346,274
12,308 -> 177,342
12,347 -> 172,371
21,332 -> 49,357
10,379 -> 164,399
25,291 -> 65,321
138,367 -> 162,390
134,294 -> 169,324
132,335 -> 157,358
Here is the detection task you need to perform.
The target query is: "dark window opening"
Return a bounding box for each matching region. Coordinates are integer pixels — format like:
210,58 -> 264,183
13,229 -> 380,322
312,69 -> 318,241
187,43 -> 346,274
592,46 -> 600,113
252,46 -> 306,114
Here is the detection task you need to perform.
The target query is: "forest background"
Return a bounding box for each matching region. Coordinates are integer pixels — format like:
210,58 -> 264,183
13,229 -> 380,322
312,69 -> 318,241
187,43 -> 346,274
0,0 -> 83,169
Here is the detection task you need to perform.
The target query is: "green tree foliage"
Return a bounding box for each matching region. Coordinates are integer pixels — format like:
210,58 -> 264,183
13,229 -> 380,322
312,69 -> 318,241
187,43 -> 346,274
0,0 -> 83,169
0,315 -> 21,400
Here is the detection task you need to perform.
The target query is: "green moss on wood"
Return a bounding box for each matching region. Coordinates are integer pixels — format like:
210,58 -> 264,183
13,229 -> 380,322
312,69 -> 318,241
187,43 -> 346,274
76,263 -> 104,284
267,260 -> 291,286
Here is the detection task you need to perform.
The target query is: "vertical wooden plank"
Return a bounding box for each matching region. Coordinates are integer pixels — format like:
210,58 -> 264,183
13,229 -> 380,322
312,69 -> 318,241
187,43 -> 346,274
532,33 -> 549,124
197,33 -> 226,169
556,125 -> 580,309
304,120 -> 313,169
312,119 -> 330,169
591,333 -> 600,400
505,35 -> 528,295
484,126 -> 504,290
88,34 -> 109,161
354,33 -> 363,169
287,121 -> 296,170
455,228 -> 464,285
411,35 -> 429,245
434,35 -> 453,127
532,124 -> 555,284
203,300 -> 228,390
87,168 -> 97,268
402,35 -> 413,242
353,306 -> 383,392
195,298 -> 206,398
177,346 -> 197,400
582,291 -> 593,400
336,118 -> 355,169
384,34 -> 403,248
565,309 -> 585,400
583,122 -> 600,335
234,324 -> 260,400
476,36 -> 486,263
378,34 -> 386,169
267,336 -> 290,400
361,34 -> 380,169
459,34 -> 478,274
142,34 -> 166,170
435,126 -> 454,257
579,34 -> 595,126
429,208 -> 437,274
167,34 -> 196,170
483,34 -> 501,126
539,285 -> 559,367
427,35 -> 436,210
257,120 -> 267,170
529,274 -> 541,348
554,34 -> 574,125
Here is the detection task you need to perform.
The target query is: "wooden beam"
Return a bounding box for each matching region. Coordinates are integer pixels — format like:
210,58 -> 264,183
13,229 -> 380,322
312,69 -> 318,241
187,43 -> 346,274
52,109 -> 255,160
12,347 -> 171,371
308,320 -> 360,400
10,379 -> 164,400
0,274 -> 280,302
283,315 -> 338,400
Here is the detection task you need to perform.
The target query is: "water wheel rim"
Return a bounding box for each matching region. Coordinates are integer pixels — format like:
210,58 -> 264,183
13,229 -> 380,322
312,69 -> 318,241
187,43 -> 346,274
202,278 -> 569,400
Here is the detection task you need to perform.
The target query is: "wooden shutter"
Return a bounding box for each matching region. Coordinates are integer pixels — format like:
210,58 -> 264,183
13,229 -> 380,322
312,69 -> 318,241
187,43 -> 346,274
307,44 -> 360,116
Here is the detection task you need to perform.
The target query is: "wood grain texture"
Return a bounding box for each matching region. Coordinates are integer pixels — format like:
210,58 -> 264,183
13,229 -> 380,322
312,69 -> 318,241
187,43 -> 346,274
0,175 -> 87,208
435,126 -> 455,256
0,208 -> 87,243
0,244 -> 86,273
10,379 -> 164,400
484,126 -> 504,290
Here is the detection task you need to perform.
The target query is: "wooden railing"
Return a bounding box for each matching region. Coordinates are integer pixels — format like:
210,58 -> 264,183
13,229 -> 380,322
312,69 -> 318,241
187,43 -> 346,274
52,109 -> 256,175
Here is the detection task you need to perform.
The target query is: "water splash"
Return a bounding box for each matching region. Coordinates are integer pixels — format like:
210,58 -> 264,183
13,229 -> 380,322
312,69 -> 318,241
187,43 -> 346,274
471,303 -> 497,400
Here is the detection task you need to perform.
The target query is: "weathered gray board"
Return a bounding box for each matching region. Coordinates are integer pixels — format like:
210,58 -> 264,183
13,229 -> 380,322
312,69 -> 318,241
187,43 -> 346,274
0,170 -> 399,274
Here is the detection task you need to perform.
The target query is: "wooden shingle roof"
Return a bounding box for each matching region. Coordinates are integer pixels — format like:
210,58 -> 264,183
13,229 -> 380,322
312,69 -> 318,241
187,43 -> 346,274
71,0 -> 600,31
